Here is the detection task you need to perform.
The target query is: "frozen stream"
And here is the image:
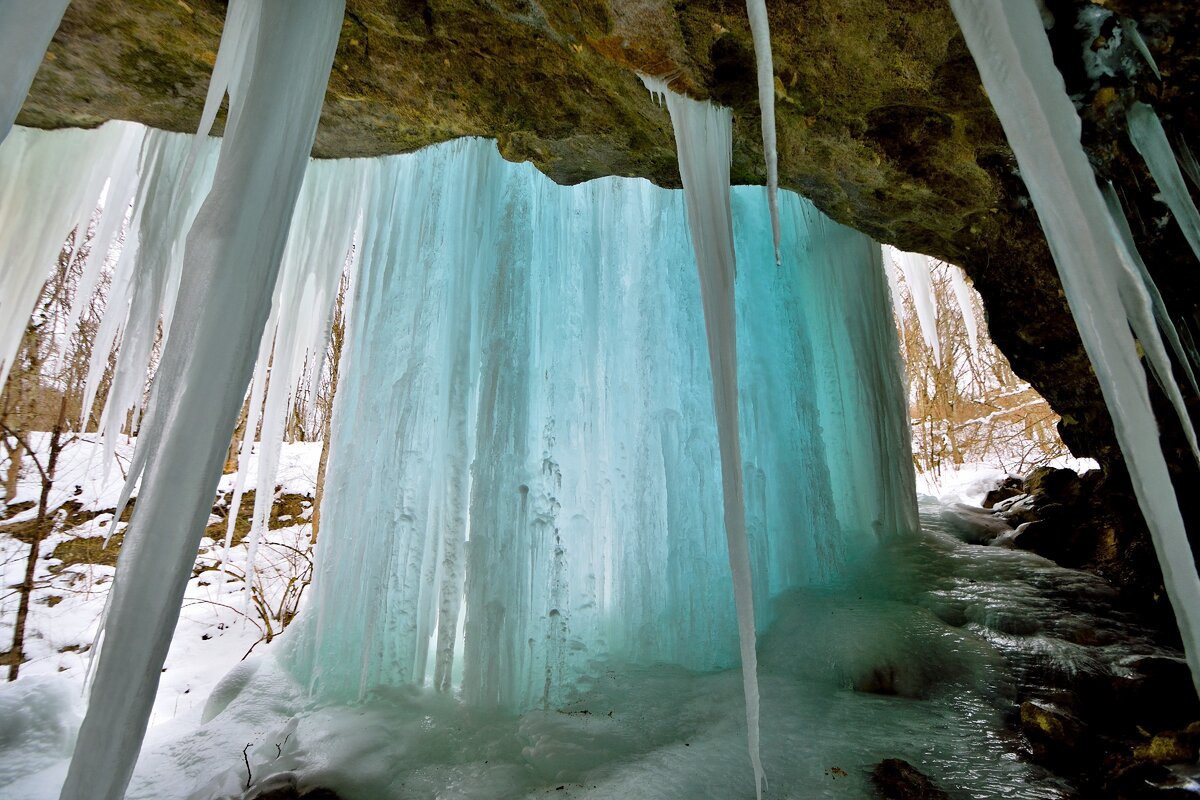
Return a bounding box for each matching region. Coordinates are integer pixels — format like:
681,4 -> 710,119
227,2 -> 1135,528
4,491 -> 1177,799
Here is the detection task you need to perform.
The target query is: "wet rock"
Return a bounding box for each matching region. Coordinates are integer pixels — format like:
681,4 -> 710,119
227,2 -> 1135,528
1111,656 -> 1200,731
869,759 -> 949,800
1020,700 -> 1089,767
983,476 -> 1024,509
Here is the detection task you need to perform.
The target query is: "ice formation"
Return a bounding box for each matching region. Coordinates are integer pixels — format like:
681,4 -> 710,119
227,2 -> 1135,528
890,248 -> 941,365
646,75 -> 764,794
0,123 -> 144,391
0,0 -> 70,144
948,265 -> 979,355
745,0 -> 780,264
1123,19 -> 1161,80
287,132 -> 917,790
1102,182 -> 1200,396
59,3 -> 346,799
951,0 -> 1200,695
1128,102 -> 1200,266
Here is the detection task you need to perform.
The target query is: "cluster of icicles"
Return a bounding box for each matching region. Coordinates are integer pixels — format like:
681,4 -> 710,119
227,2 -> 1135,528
2,1 -> 1200,799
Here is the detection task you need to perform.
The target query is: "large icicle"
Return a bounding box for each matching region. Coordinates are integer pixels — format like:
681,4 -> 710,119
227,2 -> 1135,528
744,0 -> 780,264
951,0 -> 1200,697
0,0 -> 70,144
1128,102 -> 1200,267
642,75 -> 765,798
59,3 -> 345,798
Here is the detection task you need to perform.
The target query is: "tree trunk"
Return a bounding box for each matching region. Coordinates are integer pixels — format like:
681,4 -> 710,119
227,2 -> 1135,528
6,393 -> 69,681
3,438 -> 22,503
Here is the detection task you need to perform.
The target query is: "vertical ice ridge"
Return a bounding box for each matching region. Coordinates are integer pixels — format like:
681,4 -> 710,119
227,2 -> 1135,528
0,0 -> 70,144
951,0 -> 1200,698
59,3 -> 346,798
1128,102 -> 1200,267
639,73 -> 765,799
745,0 -> 781,265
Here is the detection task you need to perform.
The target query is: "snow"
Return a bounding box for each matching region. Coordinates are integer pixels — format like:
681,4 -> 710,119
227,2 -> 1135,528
61,4 -> 346,799
3,477 -> 1156,800
0,1 -> 70,145
951,0 -> 1200,697
0,434 -> 323,800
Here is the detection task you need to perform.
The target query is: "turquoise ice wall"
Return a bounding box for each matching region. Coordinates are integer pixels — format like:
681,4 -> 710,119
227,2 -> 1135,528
288,137 -> 917,709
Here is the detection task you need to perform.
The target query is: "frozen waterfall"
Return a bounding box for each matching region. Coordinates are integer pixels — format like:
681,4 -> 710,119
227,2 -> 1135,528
286,129 -> 918,721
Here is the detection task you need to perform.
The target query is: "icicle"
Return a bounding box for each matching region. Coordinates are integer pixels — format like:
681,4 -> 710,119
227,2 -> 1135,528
891,248 -> 941,365
59,3 -> 345,798
0,123 -> 141,390
0,0 -> 70,144
238,159 -> 367,593
640,74 -> 765,798
951,0 -> 1200,698
1176,136 -> 1200,192
947,264 -> 979,355
1123,19 -> 1161,80
93,131 -> 220,474
66,124 -> 146,337
745,0 -> 780,265
1128,102 -> 1200,267
1103,182 -> 1200,396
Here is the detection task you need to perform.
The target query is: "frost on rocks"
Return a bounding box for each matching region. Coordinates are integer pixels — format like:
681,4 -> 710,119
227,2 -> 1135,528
952,0 -> 1200,697
0,0 -> 70,144
58,3 -> 346,799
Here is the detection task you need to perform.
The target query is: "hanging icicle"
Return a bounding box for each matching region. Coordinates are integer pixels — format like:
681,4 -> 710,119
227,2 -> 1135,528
744,0 -> 781,265
641,74 -> 765,799
59,2 -> 346,798
0,0 -> 70,144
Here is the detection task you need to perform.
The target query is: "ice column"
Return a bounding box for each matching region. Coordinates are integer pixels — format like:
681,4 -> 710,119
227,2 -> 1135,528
641,76 -> 765,798
745,0 -> 781,264
0,0 -> 70,143
59,3 -> 345,799
951,0 -> 1200,696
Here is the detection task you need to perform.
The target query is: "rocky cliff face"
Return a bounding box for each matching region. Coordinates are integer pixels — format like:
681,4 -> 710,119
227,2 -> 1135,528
16,1 -> 1200,604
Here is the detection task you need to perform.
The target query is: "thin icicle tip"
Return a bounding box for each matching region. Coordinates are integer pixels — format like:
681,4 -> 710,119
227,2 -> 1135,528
745,0 -> 781,266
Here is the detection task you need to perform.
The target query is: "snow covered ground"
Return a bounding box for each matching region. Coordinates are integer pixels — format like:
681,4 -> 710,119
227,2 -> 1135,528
0,437 -> 1106,799
0,435 -> 322,742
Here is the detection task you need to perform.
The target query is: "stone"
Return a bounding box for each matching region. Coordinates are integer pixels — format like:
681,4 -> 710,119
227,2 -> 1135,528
869,758 -> 949,800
